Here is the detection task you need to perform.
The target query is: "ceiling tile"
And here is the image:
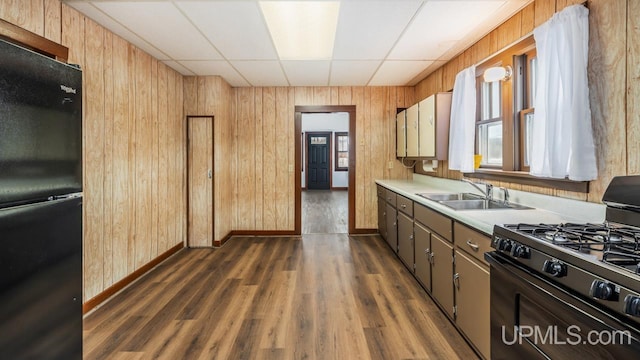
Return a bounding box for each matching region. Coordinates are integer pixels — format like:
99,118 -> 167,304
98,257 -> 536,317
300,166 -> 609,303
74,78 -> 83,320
179,60 -> 250,87
231,61 -> 289,87
333,1 -> 421,60
369,60 -> 434,86
162,61 -> 195,76
176,1 -> 278,60
389,0 -> 507,60
281,61 -> 330,87
65,1 -> 170,61
93,1 -> 222,60
329,61 -> 381,86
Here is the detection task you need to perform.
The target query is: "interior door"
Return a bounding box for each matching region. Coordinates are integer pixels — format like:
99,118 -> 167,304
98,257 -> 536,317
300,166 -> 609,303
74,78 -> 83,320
187,116 -> 213,247
307,132 -> 331,190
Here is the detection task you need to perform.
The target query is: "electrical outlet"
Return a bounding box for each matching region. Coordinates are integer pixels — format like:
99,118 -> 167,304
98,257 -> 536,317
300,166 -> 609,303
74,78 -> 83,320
288,164 -> 294,172
388,161 -> 394,169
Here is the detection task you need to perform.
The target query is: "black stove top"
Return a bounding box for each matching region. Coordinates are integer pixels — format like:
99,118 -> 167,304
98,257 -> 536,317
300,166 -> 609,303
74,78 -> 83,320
503,222 -> 640,275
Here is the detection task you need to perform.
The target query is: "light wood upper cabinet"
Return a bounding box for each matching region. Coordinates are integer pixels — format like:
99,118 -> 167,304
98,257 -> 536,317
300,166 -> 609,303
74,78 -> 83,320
397,92 -> 452,159
418,92 -> 452,160
406,104 -> 419,156
396,110 -> 407,157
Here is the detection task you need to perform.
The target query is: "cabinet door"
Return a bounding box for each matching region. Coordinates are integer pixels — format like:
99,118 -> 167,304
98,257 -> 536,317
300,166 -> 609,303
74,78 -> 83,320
396,110 -> 406,157
418,95 -> 435,157
455,251 -> 490,360
406,104 -> 419,156
414,223 -> 431,292
378,196 -> 387,240
385,203 -> 397,252
431,233 -> 454,318
397,212 -> 414,270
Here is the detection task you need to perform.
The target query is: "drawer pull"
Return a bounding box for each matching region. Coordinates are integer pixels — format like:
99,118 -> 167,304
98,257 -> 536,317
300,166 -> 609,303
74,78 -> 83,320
400,204 -> 407,209
466,240 -> 480,251
453,273 -> 460,289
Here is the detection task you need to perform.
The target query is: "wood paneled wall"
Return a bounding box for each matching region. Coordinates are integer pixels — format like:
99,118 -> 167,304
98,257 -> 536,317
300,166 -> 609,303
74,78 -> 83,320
229,86 -> 415,232
183,76 -> 234,242
0,2 -> 187,302
413,0 -> 637,204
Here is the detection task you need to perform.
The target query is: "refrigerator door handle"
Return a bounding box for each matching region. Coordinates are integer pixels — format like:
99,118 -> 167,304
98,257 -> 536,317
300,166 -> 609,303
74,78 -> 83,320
48,192 -> 83,201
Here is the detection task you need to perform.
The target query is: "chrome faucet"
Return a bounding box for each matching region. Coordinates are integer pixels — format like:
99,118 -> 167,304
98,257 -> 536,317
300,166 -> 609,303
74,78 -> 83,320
462,179 -> 493,200
501,187 -> 509,204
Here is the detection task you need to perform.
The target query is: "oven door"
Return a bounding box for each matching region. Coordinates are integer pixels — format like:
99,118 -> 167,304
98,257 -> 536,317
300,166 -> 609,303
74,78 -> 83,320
486,251 -> 640,360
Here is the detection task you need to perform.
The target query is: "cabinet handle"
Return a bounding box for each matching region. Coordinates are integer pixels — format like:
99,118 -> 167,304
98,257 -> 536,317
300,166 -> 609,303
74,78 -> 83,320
424,248 -> 430,255
430,252 -> 434,265
466,240 -> 480,251
453,273 -> 460,289
401,204 -> 407,209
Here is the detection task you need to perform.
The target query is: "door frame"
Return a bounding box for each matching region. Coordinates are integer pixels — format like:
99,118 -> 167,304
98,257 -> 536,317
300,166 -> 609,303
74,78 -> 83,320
295,106 -> 356,234
186,115 -> 214,247
305,131 -> 332,190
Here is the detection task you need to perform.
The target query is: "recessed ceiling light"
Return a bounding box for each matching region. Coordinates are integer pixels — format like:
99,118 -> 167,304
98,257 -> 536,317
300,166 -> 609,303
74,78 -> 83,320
260,1 -> 340,60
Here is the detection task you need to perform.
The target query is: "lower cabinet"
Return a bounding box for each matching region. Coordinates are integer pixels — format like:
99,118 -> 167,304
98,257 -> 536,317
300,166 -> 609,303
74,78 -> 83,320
455,250 -> 490,360
378,195 -> 387,240
397,212 -> 414,269
414,223 -> 431,291
431,233 -> 454,319
385,203 -> 397,252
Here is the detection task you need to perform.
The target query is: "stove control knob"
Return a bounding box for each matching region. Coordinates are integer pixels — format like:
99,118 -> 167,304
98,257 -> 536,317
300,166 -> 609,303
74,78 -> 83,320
589,280 -> 617,301
496,238 -> 512,252
510,244 -> 530,258
542,260 -> 567,277
624,295 -> 640,317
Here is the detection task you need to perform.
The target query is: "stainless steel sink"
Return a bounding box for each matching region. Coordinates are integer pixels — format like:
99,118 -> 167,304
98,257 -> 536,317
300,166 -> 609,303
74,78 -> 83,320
416,192 -> 532,211
439,199 -> 532,211
416,192 -> 484,201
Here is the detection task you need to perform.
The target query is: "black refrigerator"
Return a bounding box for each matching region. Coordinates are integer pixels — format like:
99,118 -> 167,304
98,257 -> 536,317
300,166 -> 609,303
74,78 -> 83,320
0,38 -> 83,358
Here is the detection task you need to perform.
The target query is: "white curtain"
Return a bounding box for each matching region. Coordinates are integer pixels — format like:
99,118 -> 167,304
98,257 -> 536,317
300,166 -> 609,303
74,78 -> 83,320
448,65 -> 476,173
530,5 -> 597,181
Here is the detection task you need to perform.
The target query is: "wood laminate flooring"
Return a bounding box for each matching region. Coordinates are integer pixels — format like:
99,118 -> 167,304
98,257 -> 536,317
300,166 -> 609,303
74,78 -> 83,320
83,234 -> 479,359
302,190 -> 348,234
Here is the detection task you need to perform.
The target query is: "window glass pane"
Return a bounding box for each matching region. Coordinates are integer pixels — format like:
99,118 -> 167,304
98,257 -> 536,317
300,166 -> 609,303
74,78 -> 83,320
491,81 -> 501,118
478,122 -> 502,166
529,57 -> 537,106
338,153 -> 348,168
523,112 -> 534,166
481,82 -> 491,120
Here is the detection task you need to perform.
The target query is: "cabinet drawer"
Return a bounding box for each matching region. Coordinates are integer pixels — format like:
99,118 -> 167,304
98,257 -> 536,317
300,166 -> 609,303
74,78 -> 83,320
385,189 -> 397,207
376,184 -> 385,198
414,203 -> 452,242
454,222 -> 491,266
396,195 -> 413,217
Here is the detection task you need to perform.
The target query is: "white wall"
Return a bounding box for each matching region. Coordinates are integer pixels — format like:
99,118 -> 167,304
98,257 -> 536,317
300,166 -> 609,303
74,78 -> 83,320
302,112 -> 349,189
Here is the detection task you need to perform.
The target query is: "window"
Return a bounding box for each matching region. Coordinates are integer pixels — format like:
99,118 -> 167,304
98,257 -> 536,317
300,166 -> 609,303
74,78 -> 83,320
474,36 -> 535,171
335,132 -> 348,171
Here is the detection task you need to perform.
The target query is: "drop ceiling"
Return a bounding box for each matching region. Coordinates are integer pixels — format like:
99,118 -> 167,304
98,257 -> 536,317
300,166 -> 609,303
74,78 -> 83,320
64,0 -> 531,87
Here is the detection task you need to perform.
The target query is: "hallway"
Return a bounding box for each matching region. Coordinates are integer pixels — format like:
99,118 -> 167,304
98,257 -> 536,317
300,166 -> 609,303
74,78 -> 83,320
302,190 -> 348,234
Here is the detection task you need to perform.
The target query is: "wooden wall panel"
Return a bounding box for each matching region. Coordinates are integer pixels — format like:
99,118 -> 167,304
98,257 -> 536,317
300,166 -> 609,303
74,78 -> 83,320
586,0 -> 627,202
44,0 -> 61,42
236,87 -> 256,230
254,88 -> 264,230
262,88 -> 277,228
0,0 -> 43,35
628,0 -> 640,175
520,3 -> 535,35
535,0 -> 556,26
275,87 -> 290,229
556,0 -> 585,12
496,11 -> 522,50
102,30 -> 114,287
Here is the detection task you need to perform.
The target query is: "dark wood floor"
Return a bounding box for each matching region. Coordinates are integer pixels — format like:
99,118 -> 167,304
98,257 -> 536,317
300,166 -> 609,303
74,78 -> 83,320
302,190 -> 348,234
84,234 -> 479,359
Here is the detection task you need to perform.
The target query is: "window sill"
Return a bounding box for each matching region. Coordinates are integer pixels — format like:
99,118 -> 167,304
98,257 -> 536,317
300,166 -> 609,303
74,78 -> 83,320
463,169 -> 589,193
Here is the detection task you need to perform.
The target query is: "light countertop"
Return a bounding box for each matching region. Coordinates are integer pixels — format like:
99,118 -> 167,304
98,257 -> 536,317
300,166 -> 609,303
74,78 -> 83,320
376,174 -> 606,236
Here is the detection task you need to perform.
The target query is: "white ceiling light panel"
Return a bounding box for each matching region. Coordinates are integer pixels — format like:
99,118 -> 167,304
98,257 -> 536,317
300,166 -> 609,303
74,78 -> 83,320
93,1 -> 223,61
176,1 -> 278,60
260,1 -> 340,60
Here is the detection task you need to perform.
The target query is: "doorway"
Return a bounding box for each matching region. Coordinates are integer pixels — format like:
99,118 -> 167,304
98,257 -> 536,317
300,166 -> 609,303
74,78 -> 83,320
295,106 -> 356,235
187,116 -> 213,247
306,132 -> 331,190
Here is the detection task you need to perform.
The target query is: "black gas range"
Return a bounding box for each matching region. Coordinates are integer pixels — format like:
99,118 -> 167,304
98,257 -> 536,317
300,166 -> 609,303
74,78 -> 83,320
486,176 -> 640,359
